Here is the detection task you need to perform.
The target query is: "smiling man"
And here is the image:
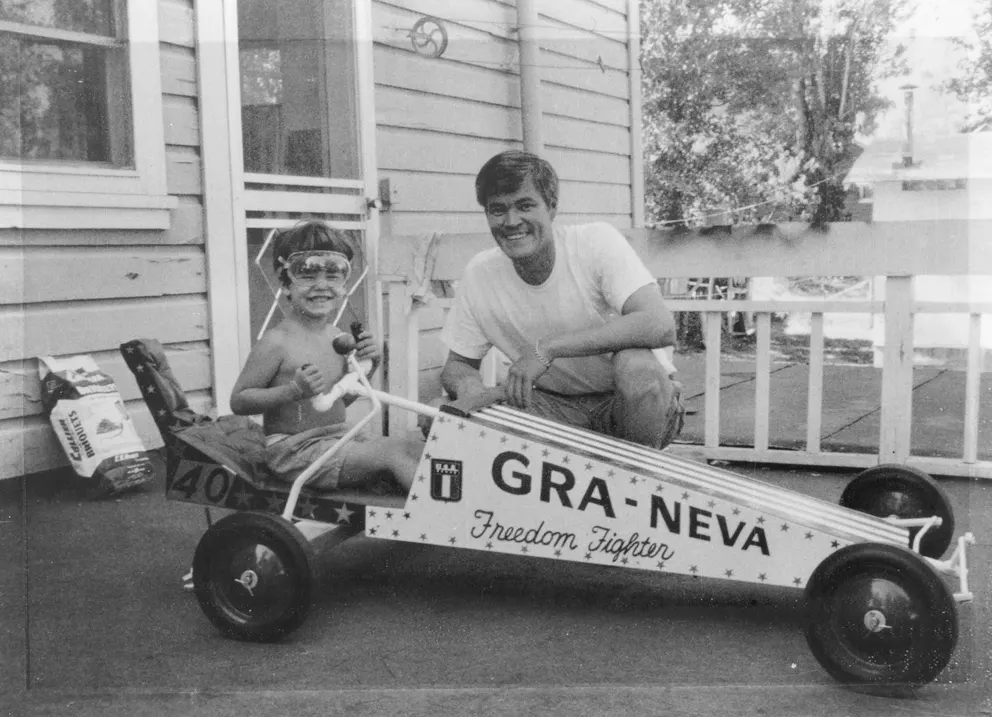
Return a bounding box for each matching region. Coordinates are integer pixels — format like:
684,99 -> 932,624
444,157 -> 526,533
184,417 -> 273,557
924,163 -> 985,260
439,150 -> 685,450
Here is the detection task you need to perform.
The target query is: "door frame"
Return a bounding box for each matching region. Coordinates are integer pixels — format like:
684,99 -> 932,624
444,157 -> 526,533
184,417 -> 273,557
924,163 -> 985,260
197,0 -> 381,415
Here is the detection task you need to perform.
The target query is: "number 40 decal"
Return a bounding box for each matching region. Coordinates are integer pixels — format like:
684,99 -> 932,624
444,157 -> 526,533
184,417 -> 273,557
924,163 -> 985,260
171,459 -> 234,504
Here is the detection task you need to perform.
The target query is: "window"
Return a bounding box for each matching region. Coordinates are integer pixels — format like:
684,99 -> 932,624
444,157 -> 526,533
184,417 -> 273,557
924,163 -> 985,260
901,179 -> 967,192
0,0 -> 175,229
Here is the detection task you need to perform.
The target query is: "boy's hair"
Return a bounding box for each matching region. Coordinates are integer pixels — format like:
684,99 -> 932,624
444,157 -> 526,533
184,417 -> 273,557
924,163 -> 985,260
272,221 -> 357,287
475,150 -> 559,211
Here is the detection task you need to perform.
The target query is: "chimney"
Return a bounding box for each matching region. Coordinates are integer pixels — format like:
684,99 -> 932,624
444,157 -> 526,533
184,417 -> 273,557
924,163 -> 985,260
900,83 -> 917,168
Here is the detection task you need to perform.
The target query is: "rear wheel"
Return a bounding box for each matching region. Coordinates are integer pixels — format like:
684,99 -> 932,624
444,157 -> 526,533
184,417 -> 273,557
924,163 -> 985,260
193,512 -> 315,642
804,542 -> 958,687
840,464 -> 954,558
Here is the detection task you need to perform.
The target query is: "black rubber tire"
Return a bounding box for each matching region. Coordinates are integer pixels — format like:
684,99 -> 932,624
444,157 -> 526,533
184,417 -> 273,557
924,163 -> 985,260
193,512 -> 315,642
840,464 -> 954,558
804,542 -> 958,687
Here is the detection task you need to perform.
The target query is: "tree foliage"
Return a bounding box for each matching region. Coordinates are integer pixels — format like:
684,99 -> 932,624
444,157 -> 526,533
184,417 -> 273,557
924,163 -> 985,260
641,0 -> 910,226
946,2 -> 992,131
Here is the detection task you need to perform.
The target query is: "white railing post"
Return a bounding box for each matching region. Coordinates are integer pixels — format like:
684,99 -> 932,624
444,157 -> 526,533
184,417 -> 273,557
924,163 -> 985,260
879,275 -> 915,462
805,313 -> 825,454
386,281 -> 419,436
704,310 -> 723,450
963,313 -> 982,464
754,312 -> 771,451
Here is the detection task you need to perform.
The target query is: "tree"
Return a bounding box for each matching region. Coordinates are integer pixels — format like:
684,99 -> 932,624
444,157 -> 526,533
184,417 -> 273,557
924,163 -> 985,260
640,0 -> 910,226
946,2 -> 992,131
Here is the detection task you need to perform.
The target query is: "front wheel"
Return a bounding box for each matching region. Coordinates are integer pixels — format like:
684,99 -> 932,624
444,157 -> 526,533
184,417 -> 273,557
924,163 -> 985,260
804,542 -> 958,688
193,512 -> 316,642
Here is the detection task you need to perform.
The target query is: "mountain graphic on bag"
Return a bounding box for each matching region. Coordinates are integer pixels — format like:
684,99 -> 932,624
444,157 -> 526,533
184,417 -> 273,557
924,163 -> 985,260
38,354 -> 156,495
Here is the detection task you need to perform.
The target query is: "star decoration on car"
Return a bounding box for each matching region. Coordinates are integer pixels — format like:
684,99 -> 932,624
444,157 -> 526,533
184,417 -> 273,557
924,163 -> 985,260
298,496 -> 317,519
232,486 -> 253,509
334,503 -> 355,524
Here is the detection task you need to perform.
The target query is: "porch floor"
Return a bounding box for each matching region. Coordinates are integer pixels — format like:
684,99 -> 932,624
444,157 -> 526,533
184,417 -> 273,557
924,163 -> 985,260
674,358 -> 992,461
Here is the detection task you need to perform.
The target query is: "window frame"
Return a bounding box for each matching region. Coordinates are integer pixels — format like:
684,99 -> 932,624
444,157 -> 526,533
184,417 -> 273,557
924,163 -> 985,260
0,0 -> 176,229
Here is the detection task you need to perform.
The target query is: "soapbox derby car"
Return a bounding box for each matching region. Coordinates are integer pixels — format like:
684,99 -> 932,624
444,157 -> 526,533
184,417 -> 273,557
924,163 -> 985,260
120,336 -> 976,690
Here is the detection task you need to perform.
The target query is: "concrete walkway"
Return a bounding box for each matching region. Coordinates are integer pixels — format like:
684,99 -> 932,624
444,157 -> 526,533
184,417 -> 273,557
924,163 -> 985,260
2,362 -> 990,717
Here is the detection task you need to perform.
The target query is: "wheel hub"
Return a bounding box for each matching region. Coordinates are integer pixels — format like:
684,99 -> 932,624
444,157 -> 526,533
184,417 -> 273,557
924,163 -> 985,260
862,609 -> 889,633
236,569 -> 260,594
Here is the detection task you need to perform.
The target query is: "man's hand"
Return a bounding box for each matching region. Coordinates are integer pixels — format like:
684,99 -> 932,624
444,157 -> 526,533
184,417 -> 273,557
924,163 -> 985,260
504,354 -> 549,409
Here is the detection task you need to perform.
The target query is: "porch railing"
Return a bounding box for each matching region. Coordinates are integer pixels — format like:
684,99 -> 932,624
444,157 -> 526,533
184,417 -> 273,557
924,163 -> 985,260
378,220 -> 992,479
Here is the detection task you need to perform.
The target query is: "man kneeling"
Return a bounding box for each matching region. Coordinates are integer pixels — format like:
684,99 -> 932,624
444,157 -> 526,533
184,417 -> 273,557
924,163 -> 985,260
440,150 -> 684,450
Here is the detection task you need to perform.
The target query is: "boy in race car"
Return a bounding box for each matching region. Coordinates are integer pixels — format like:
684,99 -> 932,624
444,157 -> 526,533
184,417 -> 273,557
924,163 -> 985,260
230,221 -> 423,493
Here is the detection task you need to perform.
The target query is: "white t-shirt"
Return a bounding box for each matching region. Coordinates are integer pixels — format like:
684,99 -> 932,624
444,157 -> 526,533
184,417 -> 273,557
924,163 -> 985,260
442,222 -> 670,395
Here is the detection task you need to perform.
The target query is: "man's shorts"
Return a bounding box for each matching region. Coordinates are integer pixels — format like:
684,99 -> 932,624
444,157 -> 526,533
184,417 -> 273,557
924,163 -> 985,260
526,380 -> 685,450
264,423 -> 370,490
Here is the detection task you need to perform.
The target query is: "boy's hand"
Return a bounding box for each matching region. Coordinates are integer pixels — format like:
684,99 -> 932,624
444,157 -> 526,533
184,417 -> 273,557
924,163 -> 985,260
294,363 -> 327,398
353,330 -> 382,367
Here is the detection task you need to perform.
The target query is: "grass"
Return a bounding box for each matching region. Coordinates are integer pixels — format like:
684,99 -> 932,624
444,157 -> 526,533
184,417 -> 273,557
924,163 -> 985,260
676,314 -> 875,366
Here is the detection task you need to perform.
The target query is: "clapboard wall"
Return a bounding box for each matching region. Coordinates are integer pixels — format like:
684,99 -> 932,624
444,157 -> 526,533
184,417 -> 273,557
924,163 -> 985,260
371,0 -> 636,235
0,0 -> 212,480
0,0 -> 639,480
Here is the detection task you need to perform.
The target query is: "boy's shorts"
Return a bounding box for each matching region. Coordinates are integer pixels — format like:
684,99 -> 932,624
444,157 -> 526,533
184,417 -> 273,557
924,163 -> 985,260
265,423 -> 370,490
527,379 -> 685,450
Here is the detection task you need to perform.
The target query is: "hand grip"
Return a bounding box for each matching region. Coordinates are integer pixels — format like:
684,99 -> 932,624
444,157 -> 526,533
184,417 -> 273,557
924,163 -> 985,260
312,322 -> 371,411
311,382 -> 346,412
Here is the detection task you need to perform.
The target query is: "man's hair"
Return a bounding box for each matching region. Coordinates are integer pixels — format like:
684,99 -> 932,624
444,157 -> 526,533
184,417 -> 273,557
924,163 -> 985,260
475,150 -> 559,211
272,221 -> 357,287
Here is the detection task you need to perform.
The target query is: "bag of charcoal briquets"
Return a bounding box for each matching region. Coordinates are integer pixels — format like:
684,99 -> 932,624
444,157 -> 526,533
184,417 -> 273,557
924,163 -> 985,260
38,354 -> 156,496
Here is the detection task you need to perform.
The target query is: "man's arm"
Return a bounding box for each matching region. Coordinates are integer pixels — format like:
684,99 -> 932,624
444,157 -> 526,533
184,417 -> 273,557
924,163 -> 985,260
540,283 -> 675,361
439,351 -> 487,400
503,284 -> 675,409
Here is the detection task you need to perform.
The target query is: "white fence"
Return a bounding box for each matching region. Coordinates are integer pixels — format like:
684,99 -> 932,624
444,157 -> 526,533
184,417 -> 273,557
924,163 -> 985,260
379,220 -> 992,479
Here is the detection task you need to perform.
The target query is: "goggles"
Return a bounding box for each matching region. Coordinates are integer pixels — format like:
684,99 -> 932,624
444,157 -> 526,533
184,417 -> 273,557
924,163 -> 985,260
281,251 -> 352,286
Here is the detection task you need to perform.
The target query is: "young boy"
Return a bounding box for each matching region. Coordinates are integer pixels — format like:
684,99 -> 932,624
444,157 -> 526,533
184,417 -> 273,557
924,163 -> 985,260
230,221 -> 422,493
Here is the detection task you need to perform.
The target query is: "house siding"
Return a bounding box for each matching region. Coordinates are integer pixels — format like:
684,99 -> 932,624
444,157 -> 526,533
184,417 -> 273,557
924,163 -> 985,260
0,0 -> 211,480
372,0 -> 635,234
